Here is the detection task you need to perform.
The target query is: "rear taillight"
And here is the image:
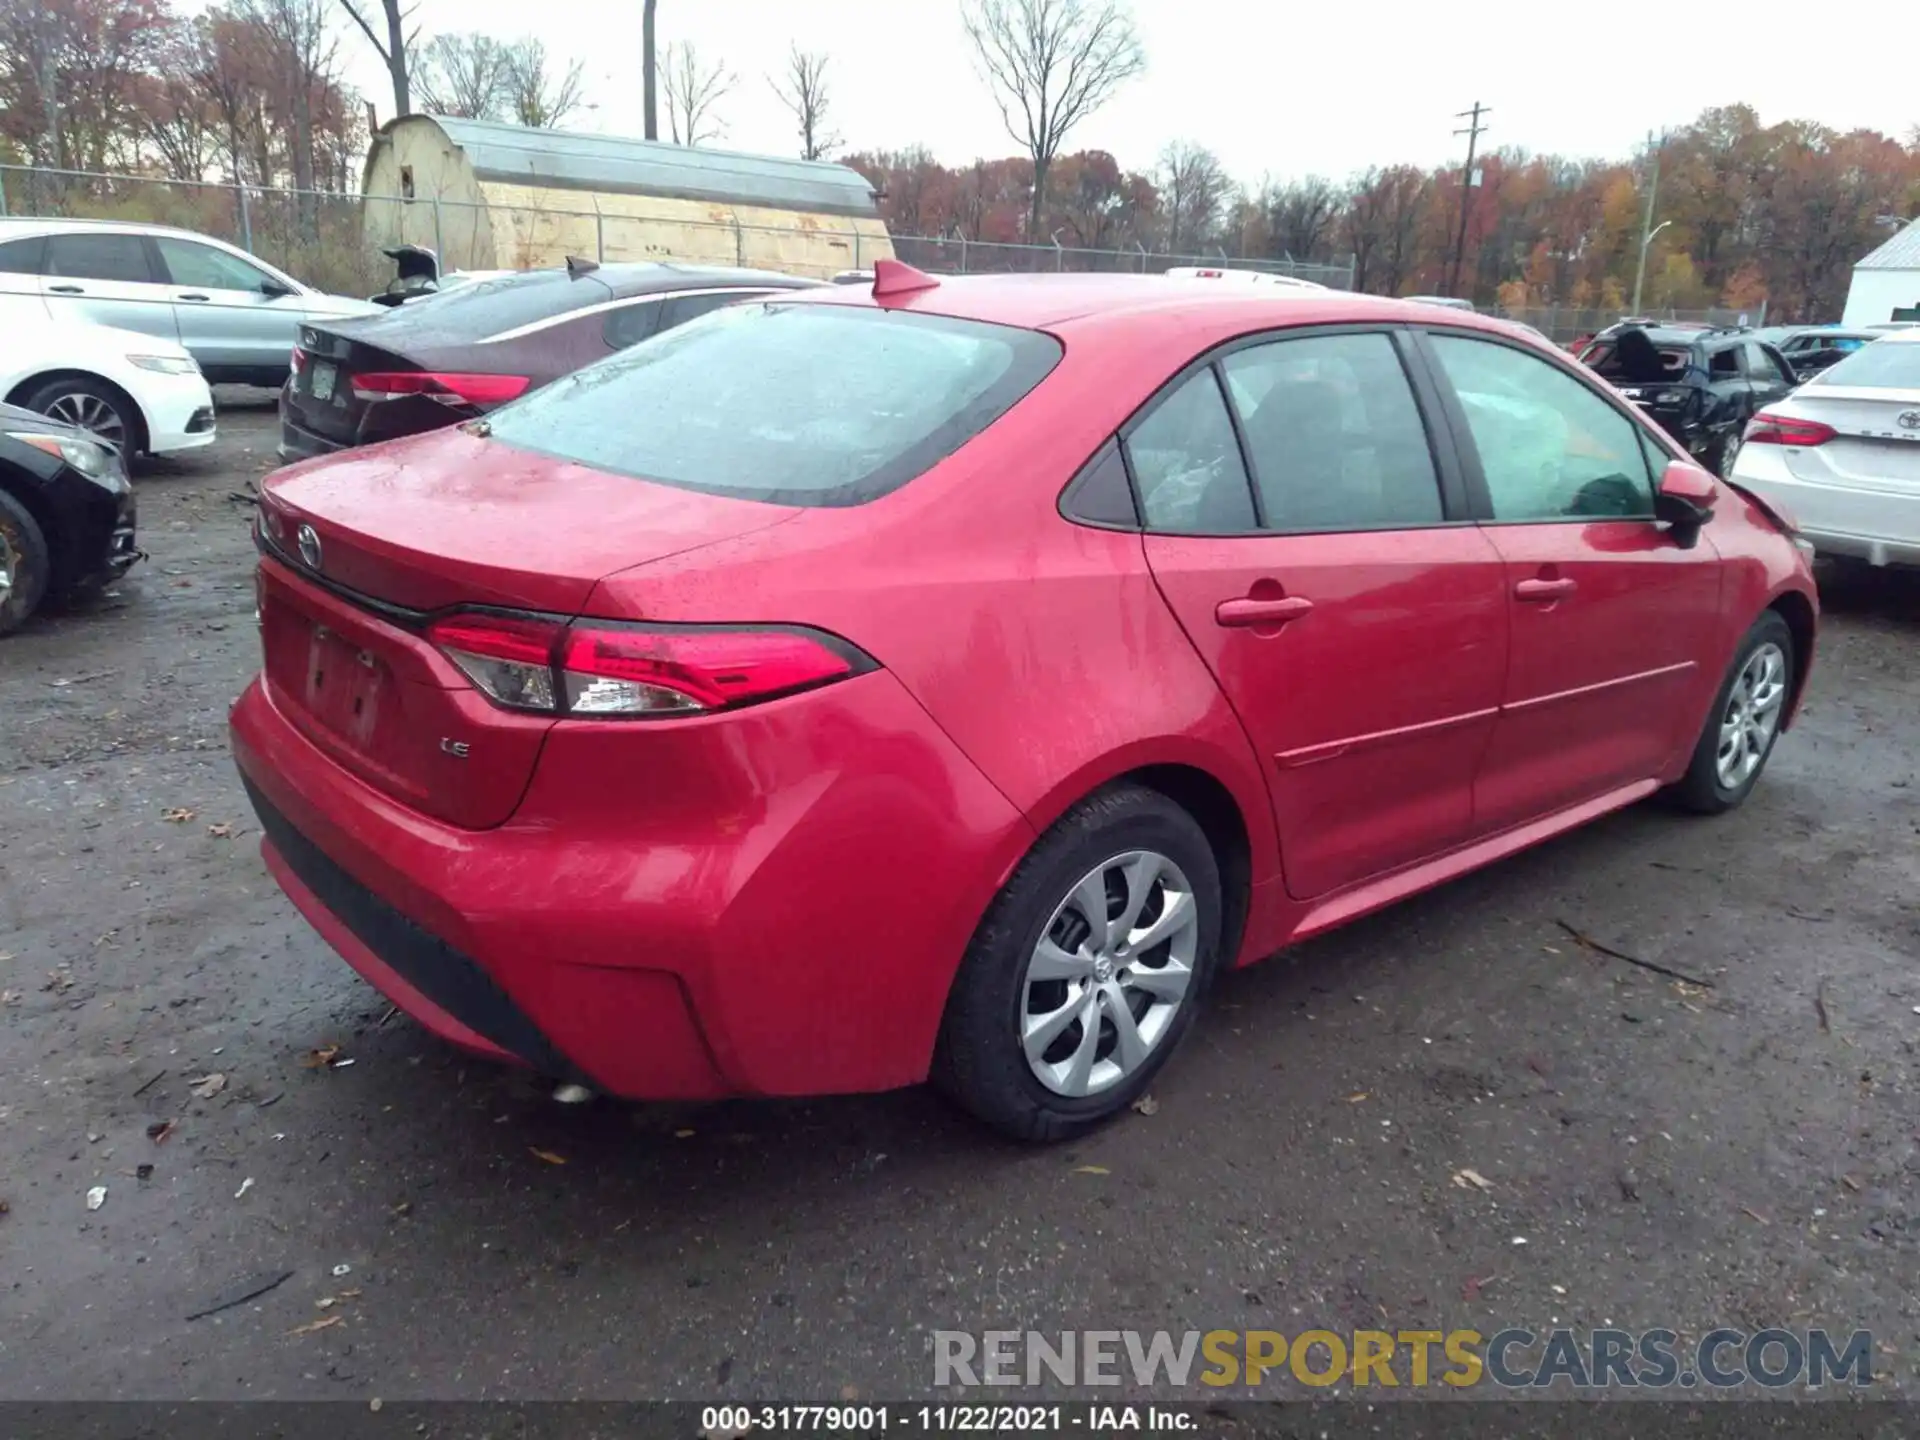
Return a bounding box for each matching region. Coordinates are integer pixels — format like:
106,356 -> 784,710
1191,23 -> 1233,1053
1745,412 -> 1835,447
351,372 -> 532,407
424,612 -> 871,718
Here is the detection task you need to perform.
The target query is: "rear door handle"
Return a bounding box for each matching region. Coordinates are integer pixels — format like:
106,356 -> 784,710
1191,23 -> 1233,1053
47,284 -> 83,295
1514,577 -> 1577,602
1216,595 -> 1314,627
178,292 -> 210,302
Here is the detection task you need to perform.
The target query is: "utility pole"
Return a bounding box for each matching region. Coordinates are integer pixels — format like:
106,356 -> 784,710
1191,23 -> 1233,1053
1446,102 -> 1489,300
1630,131 -> 1666,316
642,0 -> 659,141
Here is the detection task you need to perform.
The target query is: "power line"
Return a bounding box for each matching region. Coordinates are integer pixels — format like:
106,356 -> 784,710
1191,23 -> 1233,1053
1446,101 -> 1489,300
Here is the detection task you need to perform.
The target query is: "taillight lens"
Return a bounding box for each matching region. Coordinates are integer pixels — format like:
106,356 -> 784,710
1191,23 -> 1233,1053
1745,412 -> 1835,447
351,371 -> 532,407
425,612 -> 869,718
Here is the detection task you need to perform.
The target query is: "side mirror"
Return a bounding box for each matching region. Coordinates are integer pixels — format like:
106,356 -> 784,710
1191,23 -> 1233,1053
1655,459 -> 1716,546
259,278 -> 296,299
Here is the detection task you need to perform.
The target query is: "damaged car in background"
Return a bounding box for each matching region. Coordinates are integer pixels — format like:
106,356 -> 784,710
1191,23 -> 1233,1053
1578,325 -> 1796,476
0,402 -> 140,637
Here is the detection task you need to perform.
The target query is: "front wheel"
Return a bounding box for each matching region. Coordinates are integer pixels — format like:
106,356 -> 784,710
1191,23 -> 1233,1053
933,784 -> 1224,1141
1669,611 -> 1794,814
0,488 -> 51,637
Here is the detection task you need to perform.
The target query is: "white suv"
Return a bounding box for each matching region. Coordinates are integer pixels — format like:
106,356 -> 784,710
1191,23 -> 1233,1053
0,219 -> 376,387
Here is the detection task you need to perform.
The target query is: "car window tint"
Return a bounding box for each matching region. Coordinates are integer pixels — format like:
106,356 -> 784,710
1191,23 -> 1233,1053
0,236 -> 44,274
1708,347 -> 1743,378
1221,332 -> 1441,532
658,290 -> 759,334
1428,333 -> 1656,522
156,237 -> 273,291
1124,369 -> 1256,533
602,299 -> 662,350
45,233 -> 153,283
485,302 -> 1061,507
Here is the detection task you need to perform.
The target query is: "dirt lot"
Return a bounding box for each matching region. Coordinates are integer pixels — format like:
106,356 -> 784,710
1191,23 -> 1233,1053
2,399 -> 1918,1402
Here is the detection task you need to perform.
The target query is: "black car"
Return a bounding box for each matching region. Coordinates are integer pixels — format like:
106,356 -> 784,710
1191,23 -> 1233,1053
1774,327 -> 1881,378
0,402 -> 140,636
279,261 -> 820,461
1576,325 -> 1796,475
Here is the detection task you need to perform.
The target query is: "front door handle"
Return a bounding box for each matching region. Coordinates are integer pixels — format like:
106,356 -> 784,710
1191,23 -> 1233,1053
47,284 -> 83,295
178,292 -> 210,302
1216,595 -> 1314,627
1514,577 -> 1577,602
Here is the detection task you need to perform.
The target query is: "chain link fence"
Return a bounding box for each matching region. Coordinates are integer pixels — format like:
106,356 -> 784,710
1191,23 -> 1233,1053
0,164 -> 1357,294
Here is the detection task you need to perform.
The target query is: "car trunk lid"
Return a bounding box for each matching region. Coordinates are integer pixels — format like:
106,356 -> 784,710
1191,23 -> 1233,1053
256,429 -> 802,826
1784,386 -> 1920,491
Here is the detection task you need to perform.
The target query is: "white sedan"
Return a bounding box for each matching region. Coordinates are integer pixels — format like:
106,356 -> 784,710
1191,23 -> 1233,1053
1,315 -> 216,458
1728,330 -> 1920,568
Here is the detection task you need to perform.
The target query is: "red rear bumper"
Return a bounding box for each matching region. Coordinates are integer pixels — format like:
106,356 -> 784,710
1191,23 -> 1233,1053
231,667 -> 1033,1099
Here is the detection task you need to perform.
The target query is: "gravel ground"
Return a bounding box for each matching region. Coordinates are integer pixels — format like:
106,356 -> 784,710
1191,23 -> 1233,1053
1,399 -> 1917,1403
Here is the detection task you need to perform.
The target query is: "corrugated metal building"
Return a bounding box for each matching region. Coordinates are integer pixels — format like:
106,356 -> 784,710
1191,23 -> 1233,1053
1842,219 -> 1920,327
363,115 -> 893,279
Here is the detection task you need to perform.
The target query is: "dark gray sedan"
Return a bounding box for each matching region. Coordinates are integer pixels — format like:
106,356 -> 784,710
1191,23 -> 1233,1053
278,262 -> 819,461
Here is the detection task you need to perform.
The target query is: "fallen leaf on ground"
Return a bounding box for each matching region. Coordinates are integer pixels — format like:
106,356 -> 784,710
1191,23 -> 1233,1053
1346,1092 -> 1369,1103
1463,1273 -> 1499,1301
162,808 -> 196,823
301,1043 -> 341,1069
189,1073 -> 227,1099
288,1315 -> 342,1337
1073,1165 -> 1110,1175
1841,1174 -> 1863,1192
147,1120 -> 176,1143
1452,1167 -> 1494,1192
207,822 -> 234,839
530,1148 -> 568,1166
1130,1095 -> 1159,1116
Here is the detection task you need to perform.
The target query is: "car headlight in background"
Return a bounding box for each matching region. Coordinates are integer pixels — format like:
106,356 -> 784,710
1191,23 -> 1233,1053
128,354 -> 201,376
8,430 -> 121,481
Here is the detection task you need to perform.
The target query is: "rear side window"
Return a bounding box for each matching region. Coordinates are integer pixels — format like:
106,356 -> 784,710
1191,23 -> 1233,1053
658,289 -> 762,334
1813,339 -> 1920,389
1708,347 -> 1743,378
45,232 -> 154,283
1124,369 -> 1256,533
1428,333 -> 1655,522
1221,333 -> 1442,532
603,299 -> 662,350
485,302 -> 1062,507
1583,339 -> 1692,382
0,236 -> 44,274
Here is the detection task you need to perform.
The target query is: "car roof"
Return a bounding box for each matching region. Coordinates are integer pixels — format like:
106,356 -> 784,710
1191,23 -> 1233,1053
0,215 -> 252,247
785,272 -> 1532,346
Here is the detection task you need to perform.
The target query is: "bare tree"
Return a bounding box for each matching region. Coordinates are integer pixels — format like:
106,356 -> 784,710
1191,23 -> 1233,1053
234,0 -> 334,229
770,44 -> 837,161
1267,176 -> 1339,262
962,0 -> 1144,246
503,37 -> 586,129
661,40 -> 731,147
337,0 -> 412,121
413,31 -> 508,119
1156,140 -> 1230,255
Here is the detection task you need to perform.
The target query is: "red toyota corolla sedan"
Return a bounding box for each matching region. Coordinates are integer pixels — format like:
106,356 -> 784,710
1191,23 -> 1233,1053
232,262 -> 1817,1140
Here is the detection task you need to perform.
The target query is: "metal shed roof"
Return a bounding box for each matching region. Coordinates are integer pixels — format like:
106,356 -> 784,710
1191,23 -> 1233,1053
1856,217 -> 1920,272
389,115 -> 880,218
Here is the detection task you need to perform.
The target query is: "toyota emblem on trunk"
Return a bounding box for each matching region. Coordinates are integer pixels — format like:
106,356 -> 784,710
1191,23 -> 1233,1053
1899,410 -> 1920,431
296,523 -> 322,570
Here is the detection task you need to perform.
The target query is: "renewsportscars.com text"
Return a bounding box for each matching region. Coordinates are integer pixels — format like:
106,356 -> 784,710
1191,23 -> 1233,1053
933,1327 -> 1874,1390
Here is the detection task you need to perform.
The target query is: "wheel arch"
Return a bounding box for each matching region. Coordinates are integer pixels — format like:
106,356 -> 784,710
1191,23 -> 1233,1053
7,369 -> 152,456
1766,587 -> 1816,729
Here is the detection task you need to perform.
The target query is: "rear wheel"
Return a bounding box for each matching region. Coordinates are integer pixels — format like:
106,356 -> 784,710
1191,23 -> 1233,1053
24,377 -> 141,456
1711,427 -> 1743,477
1669,611 -> 1793,814
0,489 -> 51,637
933,784 -> 1223,1141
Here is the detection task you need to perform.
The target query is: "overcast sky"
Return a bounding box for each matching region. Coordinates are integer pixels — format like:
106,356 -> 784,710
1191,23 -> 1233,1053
333,0 -> 1917,184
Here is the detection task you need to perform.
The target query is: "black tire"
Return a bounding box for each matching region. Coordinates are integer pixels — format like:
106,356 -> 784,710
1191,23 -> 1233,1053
23,376 -> 143,457
1668,610 -> 1794,814
933,783 -> 1224,1142
1710,427 -> 1743,478
0,488 -> 51,637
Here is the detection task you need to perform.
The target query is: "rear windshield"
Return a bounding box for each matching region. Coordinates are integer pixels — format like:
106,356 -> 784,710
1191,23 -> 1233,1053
1581,340 -> 1694,383
1811,340 -> 1920,389
482,302 -> 1063,506
356,271 -> 612,343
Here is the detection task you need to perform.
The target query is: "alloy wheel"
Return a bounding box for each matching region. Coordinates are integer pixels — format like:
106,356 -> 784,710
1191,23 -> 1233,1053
1716,641 -> 1787,790
1020,849 -> 1199,1098
43,392 -> 126,449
